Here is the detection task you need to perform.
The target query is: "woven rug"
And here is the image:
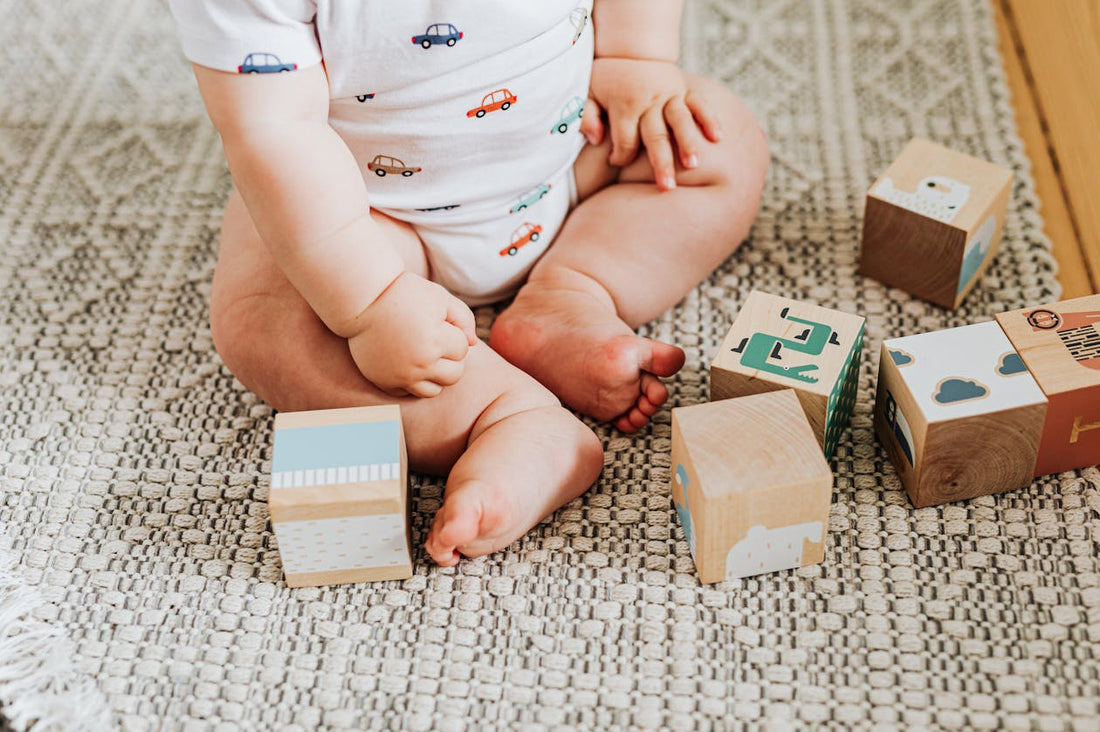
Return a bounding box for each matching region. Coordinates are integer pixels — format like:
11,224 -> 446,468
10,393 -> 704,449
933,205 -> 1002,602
1,0 -> 1098,729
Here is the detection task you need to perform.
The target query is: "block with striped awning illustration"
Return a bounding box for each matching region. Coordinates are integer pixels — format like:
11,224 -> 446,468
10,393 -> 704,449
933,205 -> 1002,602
270,405 -> 412,587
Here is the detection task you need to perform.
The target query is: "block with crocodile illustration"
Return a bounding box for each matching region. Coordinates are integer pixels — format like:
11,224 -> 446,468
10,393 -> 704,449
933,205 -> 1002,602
860,138 -> 1013,308
710,290 -> 865,458
996,294 -> 1100,476
269,404 -> 412,587
670,390 -> 833,584
875,321 -> 1048,508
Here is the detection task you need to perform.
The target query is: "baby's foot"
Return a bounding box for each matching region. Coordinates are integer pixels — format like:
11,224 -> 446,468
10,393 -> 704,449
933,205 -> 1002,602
490,286 -> 684,432
424,404 -> 603,565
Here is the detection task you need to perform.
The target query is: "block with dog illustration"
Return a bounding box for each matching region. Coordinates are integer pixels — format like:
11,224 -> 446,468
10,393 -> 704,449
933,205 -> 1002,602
710,290 -> 865,458
269,405 -> 412,587
875,321 -> 1048,508
671,390 -> 833,584
995,294 -> 1100,476
860,138 -> 1013,308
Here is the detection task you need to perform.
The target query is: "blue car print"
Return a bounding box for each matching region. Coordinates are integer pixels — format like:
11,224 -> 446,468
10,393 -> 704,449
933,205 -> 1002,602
510,184 -> 551,214
551,97 -> 585,134
411,23 -> 463,49
238,53 -> 297,74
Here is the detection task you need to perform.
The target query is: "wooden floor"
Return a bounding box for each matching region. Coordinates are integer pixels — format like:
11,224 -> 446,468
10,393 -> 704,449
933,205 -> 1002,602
994,0 -> 1100,299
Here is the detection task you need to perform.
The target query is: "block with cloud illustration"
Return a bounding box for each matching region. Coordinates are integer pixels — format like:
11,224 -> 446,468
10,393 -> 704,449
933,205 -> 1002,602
671,390 -> 833,584
996,294 -> 1100,476
710,290 -> 865,458
860,138 -> 1013,309
270,405 -> 412,587
874,321 -> 1048,507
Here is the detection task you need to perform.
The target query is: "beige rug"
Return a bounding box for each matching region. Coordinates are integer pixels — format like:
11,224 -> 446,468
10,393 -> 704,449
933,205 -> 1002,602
1,0 -> 1098,729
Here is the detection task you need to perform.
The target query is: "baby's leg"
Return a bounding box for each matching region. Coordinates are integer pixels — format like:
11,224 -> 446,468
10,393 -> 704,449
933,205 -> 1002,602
212,192 -> 603,563
491,73 -> 769,432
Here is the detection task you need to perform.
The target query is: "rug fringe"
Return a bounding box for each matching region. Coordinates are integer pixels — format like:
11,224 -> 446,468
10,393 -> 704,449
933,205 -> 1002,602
0,534 -> 112,732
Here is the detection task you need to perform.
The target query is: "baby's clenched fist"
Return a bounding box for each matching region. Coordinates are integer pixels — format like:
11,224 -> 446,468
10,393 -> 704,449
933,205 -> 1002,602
348,272 -> 478,397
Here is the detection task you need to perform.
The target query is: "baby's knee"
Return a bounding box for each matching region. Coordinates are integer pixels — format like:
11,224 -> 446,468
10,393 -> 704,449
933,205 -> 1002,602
686,74 -> 769,195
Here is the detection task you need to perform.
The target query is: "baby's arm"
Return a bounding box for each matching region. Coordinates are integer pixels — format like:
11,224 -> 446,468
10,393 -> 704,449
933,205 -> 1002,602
192,64 -> 476,397
586,1 -> 723,190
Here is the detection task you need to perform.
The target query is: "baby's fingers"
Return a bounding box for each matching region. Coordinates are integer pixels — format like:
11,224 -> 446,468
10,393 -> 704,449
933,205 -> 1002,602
406,380 -> 444,398
579,97 -> 604,146
445,297 -> 478,346
607,107 -> 642,168
431,356 -> 465,387
640,105 -> 676,191
685,89 -> 723,143
664,96 -> 705,171
439,322 -> 471,362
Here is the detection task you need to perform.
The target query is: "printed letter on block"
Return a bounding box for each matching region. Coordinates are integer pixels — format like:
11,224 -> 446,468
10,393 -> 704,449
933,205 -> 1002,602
710,290 -> 865,458
671,390 -> 833,584
860,138 -> 1013,308
875,321 -> 1048,507
270,405 -> 412,587
996,295 -> 1100,476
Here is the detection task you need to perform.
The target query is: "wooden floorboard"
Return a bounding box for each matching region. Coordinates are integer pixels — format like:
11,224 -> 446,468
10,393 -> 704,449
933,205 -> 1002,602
994,0 -> 1095,299
1003,0 -> 1100,296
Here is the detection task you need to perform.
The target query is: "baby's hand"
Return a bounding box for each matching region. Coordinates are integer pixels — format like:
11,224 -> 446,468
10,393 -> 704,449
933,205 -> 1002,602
347,273 -> 478,398
582,58 -> 723,191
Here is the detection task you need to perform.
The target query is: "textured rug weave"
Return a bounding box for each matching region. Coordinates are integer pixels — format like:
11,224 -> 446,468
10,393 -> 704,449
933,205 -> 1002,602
1,0 -> 1098,729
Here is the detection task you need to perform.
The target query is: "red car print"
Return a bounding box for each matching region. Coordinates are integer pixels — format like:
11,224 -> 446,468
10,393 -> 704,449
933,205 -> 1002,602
467,89 -> 517,118
500,223 -> 542,257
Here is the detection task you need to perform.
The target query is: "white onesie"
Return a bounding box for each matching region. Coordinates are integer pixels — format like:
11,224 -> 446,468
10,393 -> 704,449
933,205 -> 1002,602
170,1 -> 595,305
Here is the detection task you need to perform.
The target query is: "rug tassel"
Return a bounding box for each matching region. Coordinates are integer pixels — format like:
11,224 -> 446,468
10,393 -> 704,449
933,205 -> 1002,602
0,535 -> 112,732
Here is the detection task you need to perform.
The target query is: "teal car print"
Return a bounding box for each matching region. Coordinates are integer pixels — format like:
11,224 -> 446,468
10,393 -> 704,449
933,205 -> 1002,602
510,184 -> 551,214
238,53 -> 297,74
551,96 -> 584,134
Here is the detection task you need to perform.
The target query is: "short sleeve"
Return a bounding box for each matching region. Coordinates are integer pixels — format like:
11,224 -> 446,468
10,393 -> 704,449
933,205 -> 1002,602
169,0 -> 321,75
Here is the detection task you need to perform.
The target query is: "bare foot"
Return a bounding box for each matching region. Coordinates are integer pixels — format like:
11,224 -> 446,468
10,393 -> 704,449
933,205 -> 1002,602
489,285 -> 684,432
424,404 -> 603,565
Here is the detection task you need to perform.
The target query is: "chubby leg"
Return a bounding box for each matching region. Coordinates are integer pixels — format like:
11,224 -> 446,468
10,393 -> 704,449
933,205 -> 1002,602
491,73 -> 769,432
212,191 -> 603,564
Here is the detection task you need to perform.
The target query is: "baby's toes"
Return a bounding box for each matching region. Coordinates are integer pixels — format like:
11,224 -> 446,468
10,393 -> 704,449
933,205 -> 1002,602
640,373 -> 669,409
424,481 -> 486,566
424,526 -> 461,567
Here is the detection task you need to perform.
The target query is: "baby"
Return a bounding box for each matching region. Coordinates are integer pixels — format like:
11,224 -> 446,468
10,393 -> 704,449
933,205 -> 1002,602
170,1 -> 768,566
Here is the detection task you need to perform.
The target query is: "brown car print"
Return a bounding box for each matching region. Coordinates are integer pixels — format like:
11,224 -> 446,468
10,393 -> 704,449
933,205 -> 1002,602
367,155 -> 422,177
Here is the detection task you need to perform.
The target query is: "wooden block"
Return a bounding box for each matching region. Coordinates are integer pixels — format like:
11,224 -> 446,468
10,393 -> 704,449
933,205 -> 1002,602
710,290 -> 865,458
874,321 -> 1048,508
860,138 -> 1014,309
670,390 -> 833,584
270,405 -> 412,587
995,294 -> 1100,475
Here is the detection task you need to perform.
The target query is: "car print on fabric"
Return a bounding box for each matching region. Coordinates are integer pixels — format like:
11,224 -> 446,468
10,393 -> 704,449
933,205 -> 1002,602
500,223 -> 542,257
238,53 -> 297,74
412,23 -> 463,49
551,97 -> 584,134
570,6 -> 589,45
468,89 -> 517,118
367,155 -> 422,177
356,93 -> 375,102
510,184 -> 551,214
